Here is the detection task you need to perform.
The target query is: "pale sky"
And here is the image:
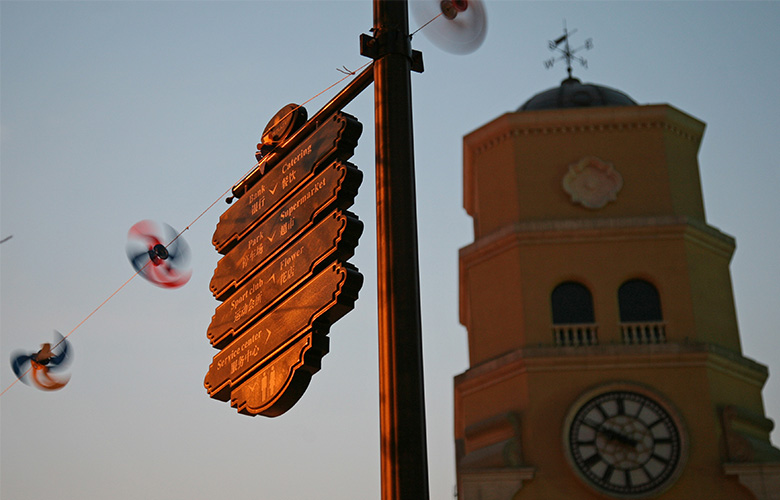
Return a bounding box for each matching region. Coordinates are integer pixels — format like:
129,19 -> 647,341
2,2 -> 779,499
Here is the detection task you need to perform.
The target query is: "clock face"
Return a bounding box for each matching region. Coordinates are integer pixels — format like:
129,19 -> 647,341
565,389 -> 685,498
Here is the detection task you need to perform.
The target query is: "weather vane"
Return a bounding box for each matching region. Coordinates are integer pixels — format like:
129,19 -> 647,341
544,21 -> 593,79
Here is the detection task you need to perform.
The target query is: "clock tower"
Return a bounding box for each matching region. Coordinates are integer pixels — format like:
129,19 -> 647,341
453,76 -> 780,499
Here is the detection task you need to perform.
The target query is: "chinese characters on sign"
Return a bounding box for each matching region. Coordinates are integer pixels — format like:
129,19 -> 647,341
205,111 -> 364,416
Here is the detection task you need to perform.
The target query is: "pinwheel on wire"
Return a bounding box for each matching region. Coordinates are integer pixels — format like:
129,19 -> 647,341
126,220 -> 192,288
411,0 -> 487,55
10,331 -> 72,391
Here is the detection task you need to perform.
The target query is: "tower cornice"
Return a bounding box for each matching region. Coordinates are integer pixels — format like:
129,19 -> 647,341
464,104 -> 706,220
459,216 -> 735,330
454,342 -> 770,397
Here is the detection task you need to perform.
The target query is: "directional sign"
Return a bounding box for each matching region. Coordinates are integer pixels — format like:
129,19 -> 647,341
205,111 -> 364,417
213,112 -> 362,254
207,211 -> 362,348
230,330 -> 328,417
204,263 -> 363,410
210,160 -> 362,301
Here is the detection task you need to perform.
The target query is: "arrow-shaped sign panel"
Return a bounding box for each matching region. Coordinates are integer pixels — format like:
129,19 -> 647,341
204,263 -> 362,403
213,112 -> 362,254
207,211 -> 363,348
210,161 -> 361,301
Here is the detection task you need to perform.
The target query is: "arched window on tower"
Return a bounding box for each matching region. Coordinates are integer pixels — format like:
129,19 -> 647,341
551,281 -> 598,346
618,279 -> 666,344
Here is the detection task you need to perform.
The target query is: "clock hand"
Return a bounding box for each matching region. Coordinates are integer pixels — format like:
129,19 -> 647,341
600,427 -> 639,448
583,417 -> 605,430
583,417 -> 639,447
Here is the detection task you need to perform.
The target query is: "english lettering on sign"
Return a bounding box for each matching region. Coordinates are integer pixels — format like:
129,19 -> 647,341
207,211 -> 363,348
213,112 -> 362,254
204,263 -> 363,402
205,111 -> 364,418
209,161 -> 362,301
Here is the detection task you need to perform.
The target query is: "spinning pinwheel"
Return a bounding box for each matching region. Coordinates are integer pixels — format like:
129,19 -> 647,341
126,220 -> 192,288
411,0 -> 487,54
11,331 -> 72,391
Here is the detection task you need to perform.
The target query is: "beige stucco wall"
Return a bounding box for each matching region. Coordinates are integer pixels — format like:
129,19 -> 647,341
456,102 -> 779,500
455,347 -> 769,499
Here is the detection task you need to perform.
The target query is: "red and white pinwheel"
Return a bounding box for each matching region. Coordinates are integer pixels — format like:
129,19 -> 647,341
126,220 -> 191,288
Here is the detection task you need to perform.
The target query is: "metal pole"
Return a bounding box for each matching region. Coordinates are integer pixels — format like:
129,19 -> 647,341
372,1 -> 430,499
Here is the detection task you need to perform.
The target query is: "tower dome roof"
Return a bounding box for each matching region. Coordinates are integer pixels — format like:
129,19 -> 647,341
519,77 -> 637,111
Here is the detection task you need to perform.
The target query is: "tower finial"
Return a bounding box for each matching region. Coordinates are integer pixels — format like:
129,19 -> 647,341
544,20 -> 593,80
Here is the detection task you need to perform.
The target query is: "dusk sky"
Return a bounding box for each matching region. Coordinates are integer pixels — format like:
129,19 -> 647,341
2,2 -> 779,499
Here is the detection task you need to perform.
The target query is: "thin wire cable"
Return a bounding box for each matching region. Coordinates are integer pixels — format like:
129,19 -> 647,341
1,258 -> 148,397
1,266 -> 142,396
228,59 -> 372,201
168,184 -> 234,248
301,60 -> 371,108
410,11 -> 443,39
0,63 -> 372,399
0,370 -> 26,396
1,15 -> 448,398
3,14 -> 457,398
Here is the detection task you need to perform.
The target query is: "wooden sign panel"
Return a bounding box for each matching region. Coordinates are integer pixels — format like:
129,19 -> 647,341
213,112 -> 362,254
206,113 -> 364,418
204,263 -> 362,408
207,211 -> 362,348
209,161 -> 361,301
230,331 -> 327,416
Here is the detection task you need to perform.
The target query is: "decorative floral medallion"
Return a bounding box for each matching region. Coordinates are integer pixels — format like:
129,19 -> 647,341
563,156 -> 623,209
